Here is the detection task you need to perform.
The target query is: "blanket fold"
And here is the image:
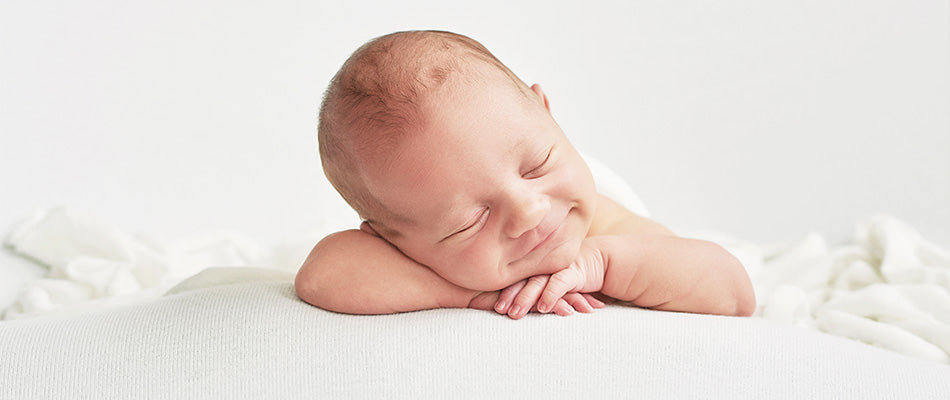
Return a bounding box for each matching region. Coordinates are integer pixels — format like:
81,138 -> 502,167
2,207 -> 307,319
743,215 -> 950,363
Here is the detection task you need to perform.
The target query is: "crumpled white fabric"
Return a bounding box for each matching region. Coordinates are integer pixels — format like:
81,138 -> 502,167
707,215 -> 950,363
2,207 -> 318,319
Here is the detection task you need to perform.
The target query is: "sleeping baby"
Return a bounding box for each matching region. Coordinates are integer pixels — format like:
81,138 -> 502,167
295,30 -> 755,319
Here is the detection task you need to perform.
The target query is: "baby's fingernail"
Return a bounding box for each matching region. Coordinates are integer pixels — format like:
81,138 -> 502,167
537,302 -> 549,313
557,307 -> 574,316
509,305 -> 522,317
494,301 -> 507,313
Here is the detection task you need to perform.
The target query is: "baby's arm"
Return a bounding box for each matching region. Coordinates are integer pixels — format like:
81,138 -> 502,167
547,233 -> 755,316
295,228 -> 594,315
521,196 -> 755,316
295,229 -> 478,314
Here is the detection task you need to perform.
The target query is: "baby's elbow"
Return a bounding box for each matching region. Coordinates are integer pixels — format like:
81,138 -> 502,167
732,287 -> 756,317
294,245 -> 330,309
734,272 -> 757,317
717,245 -> 756,317
293,232 -> 351,312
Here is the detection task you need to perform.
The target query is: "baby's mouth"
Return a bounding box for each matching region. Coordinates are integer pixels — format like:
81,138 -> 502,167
511,209 -> 568,265
529,222 -> 560,254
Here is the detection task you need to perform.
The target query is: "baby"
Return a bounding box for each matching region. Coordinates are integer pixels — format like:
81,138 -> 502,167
295,30 -> 755,319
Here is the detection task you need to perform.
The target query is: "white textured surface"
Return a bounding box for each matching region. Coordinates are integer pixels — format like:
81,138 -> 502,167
2,281 -> 949,399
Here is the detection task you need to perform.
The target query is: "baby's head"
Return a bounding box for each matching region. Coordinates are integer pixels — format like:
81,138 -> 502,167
319,31 -> 598,291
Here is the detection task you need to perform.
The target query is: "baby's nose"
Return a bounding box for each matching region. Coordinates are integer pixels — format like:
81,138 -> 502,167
503,194 -> 548,239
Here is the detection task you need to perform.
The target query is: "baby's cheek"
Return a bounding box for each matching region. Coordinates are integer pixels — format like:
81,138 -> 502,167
455,241 -> 509,288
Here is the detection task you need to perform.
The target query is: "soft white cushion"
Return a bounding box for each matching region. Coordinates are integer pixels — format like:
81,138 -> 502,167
2,281 -> 948,399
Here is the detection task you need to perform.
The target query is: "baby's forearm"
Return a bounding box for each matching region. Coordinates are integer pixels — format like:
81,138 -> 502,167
294,229 -> 479,314
596,234 -> 755,316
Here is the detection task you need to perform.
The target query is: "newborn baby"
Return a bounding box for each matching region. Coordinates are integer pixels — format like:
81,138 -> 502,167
296,30 -> 755,319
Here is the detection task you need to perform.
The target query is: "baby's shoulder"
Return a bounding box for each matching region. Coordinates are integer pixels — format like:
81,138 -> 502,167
588,193 -> 634,236
588,193 -> 673,237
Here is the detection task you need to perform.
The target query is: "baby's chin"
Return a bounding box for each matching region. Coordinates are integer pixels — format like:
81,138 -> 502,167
540,237 -> 584,273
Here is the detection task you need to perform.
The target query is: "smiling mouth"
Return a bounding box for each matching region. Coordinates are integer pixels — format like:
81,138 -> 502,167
529,221 -> 560,254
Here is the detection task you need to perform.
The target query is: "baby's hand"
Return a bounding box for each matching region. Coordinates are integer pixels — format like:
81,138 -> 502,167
470,239 -> 610,319
490,275 -> 606,319
535,238 -> 608,314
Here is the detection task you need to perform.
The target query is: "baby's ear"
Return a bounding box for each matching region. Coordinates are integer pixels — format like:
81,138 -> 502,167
530,83 -> 551,112
359,220 -> 381,237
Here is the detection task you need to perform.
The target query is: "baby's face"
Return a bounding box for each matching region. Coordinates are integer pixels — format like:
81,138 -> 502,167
362,74 -> 597,291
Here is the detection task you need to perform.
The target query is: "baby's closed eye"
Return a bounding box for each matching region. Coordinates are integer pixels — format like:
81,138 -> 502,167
443,208 -> 490,241
522,145 -> 554,179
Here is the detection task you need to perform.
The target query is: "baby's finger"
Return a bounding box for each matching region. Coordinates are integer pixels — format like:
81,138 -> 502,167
467,291 -> 500,311
537,268 -> 583,314
582,293 -> 606,309
508,275 -> 548,320
495,279 -> 527,314
562,292 -> 595,313
551,298 -> 575,316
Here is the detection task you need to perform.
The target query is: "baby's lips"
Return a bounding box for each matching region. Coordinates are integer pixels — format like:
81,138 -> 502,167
513,216 -> 565,263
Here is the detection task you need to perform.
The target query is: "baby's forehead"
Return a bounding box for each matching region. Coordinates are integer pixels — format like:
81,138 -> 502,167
358,152 -> 469,234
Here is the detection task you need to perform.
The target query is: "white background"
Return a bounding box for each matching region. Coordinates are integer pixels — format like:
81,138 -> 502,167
1,1 -> 947,248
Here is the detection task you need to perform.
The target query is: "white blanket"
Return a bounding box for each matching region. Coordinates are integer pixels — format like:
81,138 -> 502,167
3,207 -> 949,363
2,207 -> 308,319
728,215 -> 950,363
